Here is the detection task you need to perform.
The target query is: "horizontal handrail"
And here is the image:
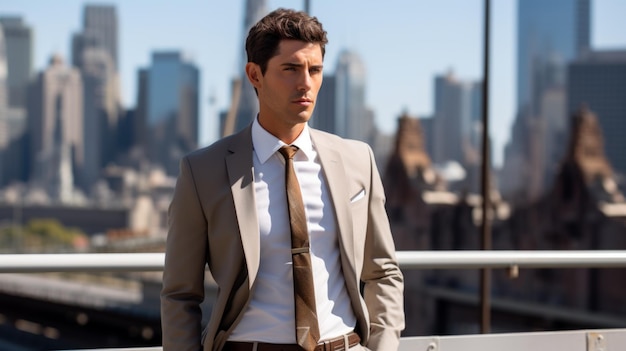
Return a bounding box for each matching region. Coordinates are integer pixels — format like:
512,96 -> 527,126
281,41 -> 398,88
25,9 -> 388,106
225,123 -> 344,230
0,253 -> 165,273
1,250 -> 626,273
395,250 -> 626,269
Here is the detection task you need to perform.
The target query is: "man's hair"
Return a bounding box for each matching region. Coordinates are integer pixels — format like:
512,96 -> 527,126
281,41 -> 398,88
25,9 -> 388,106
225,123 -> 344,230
246,8 -> 328,74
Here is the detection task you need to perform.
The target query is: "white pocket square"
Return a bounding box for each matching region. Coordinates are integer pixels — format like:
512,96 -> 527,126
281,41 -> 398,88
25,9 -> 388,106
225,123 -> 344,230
350,189 -> 366,203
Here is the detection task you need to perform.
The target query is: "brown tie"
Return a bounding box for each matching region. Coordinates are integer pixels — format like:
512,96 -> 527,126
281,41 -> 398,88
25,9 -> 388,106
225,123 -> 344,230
278,145 -> 320,350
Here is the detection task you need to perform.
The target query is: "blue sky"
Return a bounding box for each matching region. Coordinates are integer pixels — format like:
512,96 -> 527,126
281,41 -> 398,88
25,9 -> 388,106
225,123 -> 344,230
2,0 -> 625,166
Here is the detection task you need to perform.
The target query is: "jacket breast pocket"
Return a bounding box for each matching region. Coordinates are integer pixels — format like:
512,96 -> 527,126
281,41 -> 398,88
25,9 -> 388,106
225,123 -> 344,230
350,187 -> 368,237
350,188 -> 366,204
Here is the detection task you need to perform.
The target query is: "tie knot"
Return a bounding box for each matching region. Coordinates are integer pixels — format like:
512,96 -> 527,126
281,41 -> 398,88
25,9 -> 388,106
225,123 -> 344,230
279,145 -> 299,160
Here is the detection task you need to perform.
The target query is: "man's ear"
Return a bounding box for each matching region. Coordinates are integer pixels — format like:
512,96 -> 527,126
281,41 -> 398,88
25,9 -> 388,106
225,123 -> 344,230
245,62 -> 262,88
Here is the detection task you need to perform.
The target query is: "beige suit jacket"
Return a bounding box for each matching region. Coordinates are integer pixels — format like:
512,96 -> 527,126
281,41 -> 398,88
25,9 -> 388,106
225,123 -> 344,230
161,125 -> 404,351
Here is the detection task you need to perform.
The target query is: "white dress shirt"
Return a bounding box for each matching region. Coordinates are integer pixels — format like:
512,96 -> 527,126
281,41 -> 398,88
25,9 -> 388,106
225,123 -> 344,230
228,118 -> 356,343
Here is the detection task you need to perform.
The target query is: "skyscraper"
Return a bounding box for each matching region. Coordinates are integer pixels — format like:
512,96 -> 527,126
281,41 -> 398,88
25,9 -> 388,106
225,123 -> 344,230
335,50 -> 372,143
0,17 -> 33,185
0,21 -> 30,185
223,0 -> 267,136
72,5 -> 118,70
432,71 -> 482,166
27,55 -> 83,193
310,74 -> 336,133
433,72 -> 464,165
81,48 -> 120,189
0,17 -> 33,110
517,0 -> 590,116
0,25 -> 8,154
568,50 -> 626,176
146,51 -> 200,175
431,71 -> 483,192
71,4 -> 121,190
501,0 -> 591,201
133,68 -> 149,153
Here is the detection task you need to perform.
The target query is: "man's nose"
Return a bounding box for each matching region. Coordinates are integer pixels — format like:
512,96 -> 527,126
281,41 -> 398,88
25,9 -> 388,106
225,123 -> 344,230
297,71 -> 312,91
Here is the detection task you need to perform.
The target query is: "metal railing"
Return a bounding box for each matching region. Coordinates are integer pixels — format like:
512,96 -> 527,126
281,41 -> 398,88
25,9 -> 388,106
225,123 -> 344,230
3,250 -> 626,273
2,250 -> 626,351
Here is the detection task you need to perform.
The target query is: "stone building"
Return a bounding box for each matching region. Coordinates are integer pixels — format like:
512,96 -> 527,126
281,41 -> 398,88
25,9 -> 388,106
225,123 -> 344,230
499,106 -> 626,318
384,108 -> 626,336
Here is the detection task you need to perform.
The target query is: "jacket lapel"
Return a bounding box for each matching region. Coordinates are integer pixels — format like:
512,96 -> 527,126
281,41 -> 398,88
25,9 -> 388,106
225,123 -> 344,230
310,130 -> 357,276
225,126 -> 260,289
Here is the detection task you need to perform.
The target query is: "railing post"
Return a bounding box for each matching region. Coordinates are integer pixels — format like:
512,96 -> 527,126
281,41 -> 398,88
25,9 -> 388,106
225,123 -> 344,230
480,0 -> 492,334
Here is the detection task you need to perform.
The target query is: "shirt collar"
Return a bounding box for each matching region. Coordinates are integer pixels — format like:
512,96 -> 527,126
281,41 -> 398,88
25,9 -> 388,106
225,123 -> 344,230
252,116 -> 315,164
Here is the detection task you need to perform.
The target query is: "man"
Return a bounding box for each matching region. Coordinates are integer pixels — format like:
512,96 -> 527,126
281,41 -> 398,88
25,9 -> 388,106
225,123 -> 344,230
161,8 -> 404,351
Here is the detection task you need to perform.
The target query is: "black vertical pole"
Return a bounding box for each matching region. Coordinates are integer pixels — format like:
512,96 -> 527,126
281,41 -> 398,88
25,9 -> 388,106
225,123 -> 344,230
304,0 -> 310,14
480,0 -> 492,334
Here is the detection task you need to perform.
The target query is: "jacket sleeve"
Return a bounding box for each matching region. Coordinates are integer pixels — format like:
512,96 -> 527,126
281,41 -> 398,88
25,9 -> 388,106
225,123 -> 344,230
161,156 -> 208,351
361,145 -> 405,350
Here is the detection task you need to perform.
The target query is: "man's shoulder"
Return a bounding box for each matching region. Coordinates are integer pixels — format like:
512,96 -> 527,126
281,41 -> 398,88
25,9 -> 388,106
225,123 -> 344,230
185,137 -> 229,160
185,128 -> 252,163
310,128 -> 372,153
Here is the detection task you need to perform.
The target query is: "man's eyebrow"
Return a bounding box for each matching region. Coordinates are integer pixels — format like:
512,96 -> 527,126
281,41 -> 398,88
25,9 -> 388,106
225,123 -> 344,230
280,62 -> 324,69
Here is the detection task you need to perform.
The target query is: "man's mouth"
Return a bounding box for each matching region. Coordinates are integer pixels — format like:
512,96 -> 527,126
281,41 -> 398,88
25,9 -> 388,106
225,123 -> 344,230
294,98 -> 313,106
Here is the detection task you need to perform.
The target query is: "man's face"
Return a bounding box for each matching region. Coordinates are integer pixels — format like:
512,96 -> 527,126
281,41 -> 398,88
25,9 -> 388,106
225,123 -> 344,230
247,39 -> 324,141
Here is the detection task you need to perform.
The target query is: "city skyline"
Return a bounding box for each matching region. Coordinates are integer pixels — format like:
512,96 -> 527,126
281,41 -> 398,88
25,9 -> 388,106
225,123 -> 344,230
1,0 -> 625,166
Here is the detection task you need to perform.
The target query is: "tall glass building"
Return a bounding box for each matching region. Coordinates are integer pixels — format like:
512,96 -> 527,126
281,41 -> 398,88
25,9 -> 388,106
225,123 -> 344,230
310,75 -> 337,134
0,17 -> 33,110
568,50 -> 626,176
146,51 -> 199,175
517,0 -> 590,115
502,0 -> 591,200
335,50 -> 371,143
